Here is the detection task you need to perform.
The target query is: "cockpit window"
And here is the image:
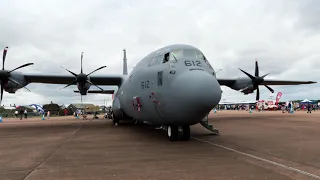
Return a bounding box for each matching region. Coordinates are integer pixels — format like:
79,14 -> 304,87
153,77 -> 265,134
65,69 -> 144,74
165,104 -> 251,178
169,49 -> 206,61
169,50 -> 184,61
183,49 -> 207,60
168,49 -> 213,70
206,60 -> 213,70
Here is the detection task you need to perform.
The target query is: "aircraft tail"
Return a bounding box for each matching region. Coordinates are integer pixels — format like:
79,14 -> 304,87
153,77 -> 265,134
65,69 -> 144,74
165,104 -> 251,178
123,49 -> 128,75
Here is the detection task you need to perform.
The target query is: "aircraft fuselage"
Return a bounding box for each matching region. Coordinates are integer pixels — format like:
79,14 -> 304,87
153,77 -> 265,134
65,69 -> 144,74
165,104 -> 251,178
113,44 -> 222,126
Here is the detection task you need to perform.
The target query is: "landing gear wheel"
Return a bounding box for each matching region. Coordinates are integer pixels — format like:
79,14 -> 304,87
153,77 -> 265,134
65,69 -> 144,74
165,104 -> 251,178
167,125 -> 179,141
112,113 -> 119,126
180,125 -> 190,141
135,120 -> 143,125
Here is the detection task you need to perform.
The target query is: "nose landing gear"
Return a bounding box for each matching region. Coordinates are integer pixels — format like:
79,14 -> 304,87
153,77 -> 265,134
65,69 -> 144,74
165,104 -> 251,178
166,125 -> 190,141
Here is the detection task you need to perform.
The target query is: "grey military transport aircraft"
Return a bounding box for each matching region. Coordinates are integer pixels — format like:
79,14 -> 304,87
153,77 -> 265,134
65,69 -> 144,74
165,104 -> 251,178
0,45 -> 316,141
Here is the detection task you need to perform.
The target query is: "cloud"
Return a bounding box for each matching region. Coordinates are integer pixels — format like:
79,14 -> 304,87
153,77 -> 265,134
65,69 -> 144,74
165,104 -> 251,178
0,0 -> 318,106
294,0 -> 320,34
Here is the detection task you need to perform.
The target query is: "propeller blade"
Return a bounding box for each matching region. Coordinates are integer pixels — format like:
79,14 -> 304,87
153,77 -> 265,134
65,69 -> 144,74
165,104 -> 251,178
0,80 -> 5,105
86,66 -> 106,77
255,61 -> 259,77
60,66 -> 78,77
261,73 -> 269,78
8,63 -> 34,73
8,77 -> 31,92
60,80 -> 77,90
264,85 -> 274,93
3,47 -> 8,70
81,52 -> 83,74
86,80 -> 105,91
256,86 -> 260,101
238,68 -> 255,79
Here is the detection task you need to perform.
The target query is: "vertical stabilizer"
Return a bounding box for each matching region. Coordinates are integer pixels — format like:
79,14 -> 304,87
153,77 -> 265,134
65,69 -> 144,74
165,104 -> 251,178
123,49 -> 128,75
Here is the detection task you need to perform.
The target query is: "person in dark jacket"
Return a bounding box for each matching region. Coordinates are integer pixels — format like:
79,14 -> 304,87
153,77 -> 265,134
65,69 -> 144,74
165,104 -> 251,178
19,109 -> 24,120
307,104 -> 312,113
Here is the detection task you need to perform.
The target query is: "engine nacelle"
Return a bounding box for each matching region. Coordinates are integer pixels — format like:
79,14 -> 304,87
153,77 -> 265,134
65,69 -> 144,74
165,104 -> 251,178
76,81 -> 91,95
228,78 -> 256,94
4,71 -> 28,93
239,85 -> 255,95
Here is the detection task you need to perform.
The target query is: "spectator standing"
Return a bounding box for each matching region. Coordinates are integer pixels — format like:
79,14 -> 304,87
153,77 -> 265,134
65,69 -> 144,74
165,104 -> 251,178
14,110 -> 18,118
19,109 -> 24,120
24,109 -> 28,118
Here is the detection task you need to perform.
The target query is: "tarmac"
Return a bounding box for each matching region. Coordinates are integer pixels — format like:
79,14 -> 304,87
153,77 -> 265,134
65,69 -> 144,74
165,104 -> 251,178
0,110 -> 319,180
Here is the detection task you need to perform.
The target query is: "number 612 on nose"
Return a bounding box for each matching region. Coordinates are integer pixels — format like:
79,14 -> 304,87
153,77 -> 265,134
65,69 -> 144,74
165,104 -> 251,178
184,60 -> 201,67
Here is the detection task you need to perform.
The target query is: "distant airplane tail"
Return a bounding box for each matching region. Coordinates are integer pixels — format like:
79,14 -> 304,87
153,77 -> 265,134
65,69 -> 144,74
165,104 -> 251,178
123,49 -> 128,75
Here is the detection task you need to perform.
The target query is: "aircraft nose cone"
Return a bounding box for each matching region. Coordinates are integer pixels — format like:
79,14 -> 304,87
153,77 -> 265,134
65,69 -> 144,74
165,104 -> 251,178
172,70 -> 221,108
166,70 -> 221,124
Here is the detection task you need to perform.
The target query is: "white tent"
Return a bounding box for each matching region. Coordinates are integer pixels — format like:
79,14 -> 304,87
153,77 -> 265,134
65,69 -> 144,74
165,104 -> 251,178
301,99 -> 312,103
3,106 -> 15,110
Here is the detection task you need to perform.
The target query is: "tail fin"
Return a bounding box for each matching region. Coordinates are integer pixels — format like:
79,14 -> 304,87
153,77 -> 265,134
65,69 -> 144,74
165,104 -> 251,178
123,49 -> 128,75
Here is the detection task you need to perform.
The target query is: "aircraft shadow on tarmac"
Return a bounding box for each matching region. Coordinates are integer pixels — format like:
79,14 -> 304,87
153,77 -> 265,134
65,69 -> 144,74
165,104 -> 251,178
99,119 -> 220,141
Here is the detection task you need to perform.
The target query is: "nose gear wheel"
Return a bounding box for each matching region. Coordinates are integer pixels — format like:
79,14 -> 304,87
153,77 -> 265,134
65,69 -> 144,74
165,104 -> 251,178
167,125 -> 190,141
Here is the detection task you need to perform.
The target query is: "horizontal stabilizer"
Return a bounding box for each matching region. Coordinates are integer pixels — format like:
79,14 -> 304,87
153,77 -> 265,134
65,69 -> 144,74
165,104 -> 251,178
74,90 -> 114,94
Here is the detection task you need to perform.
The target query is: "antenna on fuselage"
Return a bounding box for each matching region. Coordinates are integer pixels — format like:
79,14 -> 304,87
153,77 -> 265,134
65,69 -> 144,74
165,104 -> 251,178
215,69 -> 222,74
123,49 -> 128,75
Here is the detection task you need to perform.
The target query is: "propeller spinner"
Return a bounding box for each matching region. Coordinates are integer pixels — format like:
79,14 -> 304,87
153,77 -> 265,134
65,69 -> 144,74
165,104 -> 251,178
60,52 -> 106,97
238,61 -> 274,101
0,47 -> 34,104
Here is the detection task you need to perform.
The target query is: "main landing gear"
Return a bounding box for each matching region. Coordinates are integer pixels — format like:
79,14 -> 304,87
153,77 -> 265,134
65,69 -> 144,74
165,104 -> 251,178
166,125 -> 190,141
112,113 -> 119,126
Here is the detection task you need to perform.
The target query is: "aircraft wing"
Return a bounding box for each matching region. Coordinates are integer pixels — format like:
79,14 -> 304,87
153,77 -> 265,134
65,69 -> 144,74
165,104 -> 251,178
24,74 -> 124,86
261,80 -> 316,85
216,79 -> 236,86
217,78 -> 316,86
73,90 -> 115,94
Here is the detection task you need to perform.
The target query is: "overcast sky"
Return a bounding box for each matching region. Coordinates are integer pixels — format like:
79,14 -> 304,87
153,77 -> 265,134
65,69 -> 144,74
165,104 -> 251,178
0,0 -> 319,106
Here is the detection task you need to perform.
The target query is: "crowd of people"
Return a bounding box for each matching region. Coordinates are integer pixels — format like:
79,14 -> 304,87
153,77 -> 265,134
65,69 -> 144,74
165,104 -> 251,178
73,108 -> 101,120
14,109 -> 51,120
217,102 -> 318,113
14,109 -> 28,120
